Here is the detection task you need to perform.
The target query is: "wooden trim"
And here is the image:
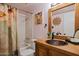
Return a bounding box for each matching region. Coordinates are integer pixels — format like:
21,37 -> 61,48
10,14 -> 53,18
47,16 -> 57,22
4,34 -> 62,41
50,3 -> 75,12
75,3 -> 79,32
48,3 -> 75,33
48,10 -> 51,32
52,9 -> 74,16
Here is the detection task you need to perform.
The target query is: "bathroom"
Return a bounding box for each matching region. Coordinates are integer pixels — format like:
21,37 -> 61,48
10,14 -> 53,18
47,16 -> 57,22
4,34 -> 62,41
0,3 -> 79,56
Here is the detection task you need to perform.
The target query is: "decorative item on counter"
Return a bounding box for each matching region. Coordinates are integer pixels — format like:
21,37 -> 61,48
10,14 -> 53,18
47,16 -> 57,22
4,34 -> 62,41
35,12 -> 42,24
47,32 -> 51,39
64,33 -> 66,35
53,17 -> 61,26
56,32 -> 58,35
56,32 -> 61,35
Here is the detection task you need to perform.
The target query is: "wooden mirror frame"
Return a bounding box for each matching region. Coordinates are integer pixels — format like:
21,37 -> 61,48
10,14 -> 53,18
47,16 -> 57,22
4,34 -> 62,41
48,3 -> 79,33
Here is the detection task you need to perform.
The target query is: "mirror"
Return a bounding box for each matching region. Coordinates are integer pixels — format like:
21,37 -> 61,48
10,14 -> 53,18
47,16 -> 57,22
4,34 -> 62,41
51,4 -> 75,36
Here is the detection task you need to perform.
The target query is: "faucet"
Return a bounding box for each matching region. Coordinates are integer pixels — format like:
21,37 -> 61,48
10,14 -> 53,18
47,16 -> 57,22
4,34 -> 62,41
52,32 -> 54,39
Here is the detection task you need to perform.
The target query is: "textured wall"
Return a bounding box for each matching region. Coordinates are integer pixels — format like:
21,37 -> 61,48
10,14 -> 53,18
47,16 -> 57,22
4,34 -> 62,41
32,4 -> 50,39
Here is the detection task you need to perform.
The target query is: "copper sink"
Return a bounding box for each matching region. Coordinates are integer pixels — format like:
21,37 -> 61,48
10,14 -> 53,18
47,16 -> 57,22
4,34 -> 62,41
46,40 -> 68,46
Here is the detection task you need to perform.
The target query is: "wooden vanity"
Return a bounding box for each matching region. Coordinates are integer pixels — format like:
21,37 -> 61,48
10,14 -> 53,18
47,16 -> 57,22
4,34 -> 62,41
35,38 -> 79,56
34,3 -> 79,56
37,3 -> 79,56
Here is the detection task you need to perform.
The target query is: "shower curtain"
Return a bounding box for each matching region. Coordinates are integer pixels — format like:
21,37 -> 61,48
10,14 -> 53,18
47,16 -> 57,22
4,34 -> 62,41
0,4 -> 17,55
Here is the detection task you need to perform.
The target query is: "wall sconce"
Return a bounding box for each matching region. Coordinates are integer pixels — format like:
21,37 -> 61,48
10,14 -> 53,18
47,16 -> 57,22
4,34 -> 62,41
50,3 -> 60,7
0,11 -> 6,17
0,11 -> 6,21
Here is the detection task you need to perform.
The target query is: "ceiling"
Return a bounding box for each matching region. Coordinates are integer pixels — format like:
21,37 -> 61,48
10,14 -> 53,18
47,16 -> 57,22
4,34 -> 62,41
8,3 -> 50,14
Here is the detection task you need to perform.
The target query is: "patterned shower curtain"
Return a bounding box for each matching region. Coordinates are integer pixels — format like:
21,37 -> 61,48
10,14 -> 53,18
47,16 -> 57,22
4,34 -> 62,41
0,4 -> 17,55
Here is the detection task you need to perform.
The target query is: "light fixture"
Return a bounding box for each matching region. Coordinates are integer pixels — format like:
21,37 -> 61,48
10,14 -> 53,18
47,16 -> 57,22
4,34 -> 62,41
0,11 -> 6,17
50,3 -> 60,7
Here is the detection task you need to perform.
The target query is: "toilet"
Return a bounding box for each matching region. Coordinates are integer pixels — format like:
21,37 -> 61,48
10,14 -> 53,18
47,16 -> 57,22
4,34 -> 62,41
19,39 -> 36,56
20,47 -> 35,56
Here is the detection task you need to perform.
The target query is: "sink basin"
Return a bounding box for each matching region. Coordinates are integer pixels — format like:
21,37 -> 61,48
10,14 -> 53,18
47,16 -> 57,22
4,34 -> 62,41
46,40 -> 68,46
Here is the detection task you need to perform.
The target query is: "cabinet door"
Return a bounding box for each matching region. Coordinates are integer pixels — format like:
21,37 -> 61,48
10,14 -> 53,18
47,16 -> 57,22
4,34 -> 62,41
38,47 -> 47,56
36,45 -> 47,56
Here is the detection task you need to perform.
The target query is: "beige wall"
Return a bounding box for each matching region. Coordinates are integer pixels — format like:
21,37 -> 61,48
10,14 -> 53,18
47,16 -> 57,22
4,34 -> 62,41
32,4 -> 50,39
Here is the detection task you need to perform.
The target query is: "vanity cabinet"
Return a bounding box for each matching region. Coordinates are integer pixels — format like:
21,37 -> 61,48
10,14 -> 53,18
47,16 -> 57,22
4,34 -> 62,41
54,35 -> 67,40
48,49 -> 69,56
35,42 -> 71,56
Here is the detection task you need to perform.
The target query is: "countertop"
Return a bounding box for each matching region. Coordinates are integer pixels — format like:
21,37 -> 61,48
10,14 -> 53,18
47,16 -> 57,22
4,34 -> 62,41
35,38 -> 79,55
